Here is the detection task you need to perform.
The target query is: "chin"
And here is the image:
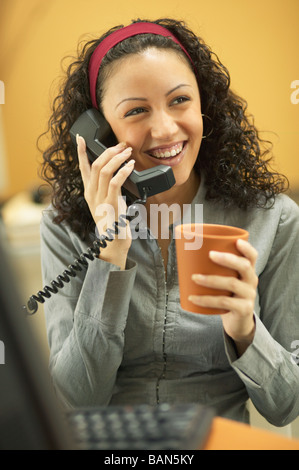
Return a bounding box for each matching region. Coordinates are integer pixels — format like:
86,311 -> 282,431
173,170 -> 193,187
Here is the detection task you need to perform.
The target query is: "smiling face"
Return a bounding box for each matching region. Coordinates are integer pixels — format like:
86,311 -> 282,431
101,48 -> 203,194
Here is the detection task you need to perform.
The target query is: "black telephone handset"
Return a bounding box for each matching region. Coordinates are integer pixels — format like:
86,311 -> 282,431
69,109 -> 175,201
25,109 -> 175,315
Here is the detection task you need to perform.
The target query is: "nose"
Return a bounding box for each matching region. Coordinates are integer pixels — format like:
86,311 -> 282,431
150,110 -> 179,140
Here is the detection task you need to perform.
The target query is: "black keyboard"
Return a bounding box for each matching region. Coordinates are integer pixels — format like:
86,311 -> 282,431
66,403 -> 214,450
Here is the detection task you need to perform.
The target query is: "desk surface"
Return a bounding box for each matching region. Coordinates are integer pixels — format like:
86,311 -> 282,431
204,417 -> 299,450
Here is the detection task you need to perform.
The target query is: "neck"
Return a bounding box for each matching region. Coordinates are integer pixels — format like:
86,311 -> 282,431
145,169 -> 201,230
146,169 -> 200,207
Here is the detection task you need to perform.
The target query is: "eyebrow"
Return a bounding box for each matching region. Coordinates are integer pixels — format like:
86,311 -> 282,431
165,83 -> 191,96
115,83 -> 191,109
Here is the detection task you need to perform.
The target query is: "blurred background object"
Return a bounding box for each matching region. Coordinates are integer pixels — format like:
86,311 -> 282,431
0,0 -> 299,202
0,185 -> 50,359
0,0 -> 298,439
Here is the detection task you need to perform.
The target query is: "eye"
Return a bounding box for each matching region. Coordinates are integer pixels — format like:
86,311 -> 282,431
171,96 -> 190,105
124,107 -> 147,117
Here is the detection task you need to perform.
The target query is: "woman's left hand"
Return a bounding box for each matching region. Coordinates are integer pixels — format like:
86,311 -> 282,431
190,239 -> 258,355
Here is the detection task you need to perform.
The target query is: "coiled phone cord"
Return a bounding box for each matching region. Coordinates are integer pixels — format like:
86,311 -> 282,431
23,196 -> 146,315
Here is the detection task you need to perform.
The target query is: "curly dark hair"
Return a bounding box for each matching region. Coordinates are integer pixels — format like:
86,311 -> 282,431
39,18 -> 288,241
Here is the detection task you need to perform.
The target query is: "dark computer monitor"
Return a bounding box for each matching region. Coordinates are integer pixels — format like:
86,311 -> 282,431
0,232 -> 213,451
0,234 -> 73,450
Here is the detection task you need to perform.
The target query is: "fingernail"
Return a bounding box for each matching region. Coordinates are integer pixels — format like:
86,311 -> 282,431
122,147 -> 133,155
126,159 -> 135,166
117,141 -> 127,148
77,134 -> 85,145
192,274 -> 205,282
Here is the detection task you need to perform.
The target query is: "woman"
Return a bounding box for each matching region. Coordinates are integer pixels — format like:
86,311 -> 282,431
39,18 -> 299,426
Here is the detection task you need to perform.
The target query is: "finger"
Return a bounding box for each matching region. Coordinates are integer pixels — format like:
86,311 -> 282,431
77,135 -> 91,188
209,250 -> 257,285
236,239 -> 258,268
188,294 -> 254,316
191,273 -> 255,299
188,294 -> 231,311
91,141 -> 127,170
108,160 -> 135,201
89,142 -> 128,194
97,147 -> 133,199
96,160 -> 135,232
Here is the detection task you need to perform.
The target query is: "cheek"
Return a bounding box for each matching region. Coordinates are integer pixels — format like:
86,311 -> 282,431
110,123 -> 140,150
113,129 -> 145,171
116,129 -> 145,164
195,123 -> 203,149
124,132 -> 143,150
181,106 -> 203,141
109,124 -> 125,143
190,108 -> 203,136
190,116 -> 203,154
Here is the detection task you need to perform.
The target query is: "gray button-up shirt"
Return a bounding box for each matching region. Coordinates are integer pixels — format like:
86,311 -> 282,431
40,181 -> 299,426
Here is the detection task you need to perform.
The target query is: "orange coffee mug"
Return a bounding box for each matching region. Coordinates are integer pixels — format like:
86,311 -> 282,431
174,223 -> 249,314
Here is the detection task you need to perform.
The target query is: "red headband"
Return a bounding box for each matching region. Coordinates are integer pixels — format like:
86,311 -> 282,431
88,22 -> 195,109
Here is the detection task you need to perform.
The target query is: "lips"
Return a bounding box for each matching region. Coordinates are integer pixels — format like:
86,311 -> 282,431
146,142 -> 185,159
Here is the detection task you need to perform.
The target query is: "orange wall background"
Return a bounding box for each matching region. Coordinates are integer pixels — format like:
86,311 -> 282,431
0,0 -> 299,200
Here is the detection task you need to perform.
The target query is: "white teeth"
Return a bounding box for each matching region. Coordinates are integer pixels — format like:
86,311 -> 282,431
150,143 -> 183,159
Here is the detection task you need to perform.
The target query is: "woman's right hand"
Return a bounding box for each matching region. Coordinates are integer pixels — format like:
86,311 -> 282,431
77,135 -> 135,269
